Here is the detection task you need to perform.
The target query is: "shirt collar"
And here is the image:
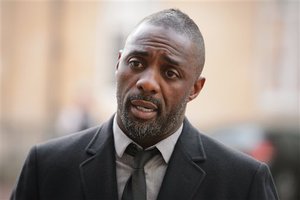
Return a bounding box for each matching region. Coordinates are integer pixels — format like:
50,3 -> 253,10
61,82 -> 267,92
113,115 -> 183,164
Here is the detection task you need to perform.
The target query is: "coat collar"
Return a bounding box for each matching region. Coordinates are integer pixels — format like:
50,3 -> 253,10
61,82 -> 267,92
157,118 -> 207,200
179,118 -> 207,161
79,116 -> 207,200
79,115 -> 118,200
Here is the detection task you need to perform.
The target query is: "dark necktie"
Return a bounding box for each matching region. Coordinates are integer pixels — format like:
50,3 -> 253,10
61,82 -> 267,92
122,143 -> 159,200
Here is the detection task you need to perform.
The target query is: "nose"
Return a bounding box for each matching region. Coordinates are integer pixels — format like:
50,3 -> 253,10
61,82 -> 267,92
136,69 -> 160,94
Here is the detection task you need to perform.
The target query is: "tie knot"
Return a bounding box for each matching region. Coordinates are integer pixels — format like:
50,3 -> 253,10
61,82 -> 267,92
125,143 -> 140,157
125,143 -> 159,169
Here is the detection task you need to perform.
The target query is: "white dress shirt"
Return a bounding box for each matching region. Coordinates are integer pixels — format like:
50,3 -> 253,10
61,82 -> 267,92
113,115 -> 183,200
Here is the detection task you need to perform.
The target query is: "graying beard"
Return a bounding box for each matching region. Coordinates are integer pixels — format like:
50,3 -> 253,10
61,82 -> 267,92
122,115 -> 162,140
118,97 -> 188,142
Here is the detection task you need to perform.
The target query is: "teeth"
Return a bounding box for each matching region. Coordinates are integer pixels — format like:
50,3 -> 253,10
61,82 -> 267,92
136,106 -> 154,112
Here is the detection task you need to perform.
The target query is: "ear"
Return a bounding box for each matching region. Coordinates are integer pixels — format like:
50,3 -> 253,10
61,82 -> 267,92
188,76 -> 206,102
116,50 -> 123,70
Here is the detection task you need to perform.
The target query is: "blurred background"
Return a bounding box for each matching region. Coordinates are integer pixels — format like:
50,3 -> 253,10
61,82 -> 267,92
0,0 -> 299,199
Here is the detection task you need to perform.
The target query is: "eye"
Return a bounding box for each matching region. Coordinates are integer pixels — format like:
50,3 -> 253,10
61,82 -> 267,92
128,59 -> 144,70
165,69 -> 180,79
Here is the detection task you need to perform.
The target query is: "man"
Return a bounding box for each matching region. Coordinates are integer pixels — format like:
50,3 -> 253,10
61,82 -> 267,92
11,9 -> 278,200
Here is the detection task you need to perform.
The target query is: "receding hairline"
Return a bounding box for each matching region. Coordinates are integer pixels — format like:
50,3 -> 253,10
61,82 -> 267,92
128,9 -> 205,77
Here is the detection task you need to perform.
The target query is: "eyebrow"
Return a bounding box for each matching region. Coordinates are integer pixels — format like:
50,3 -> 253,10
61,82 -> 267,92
126,49 -> 180,67
162,55 -> 180,67
127,50 -> 149,57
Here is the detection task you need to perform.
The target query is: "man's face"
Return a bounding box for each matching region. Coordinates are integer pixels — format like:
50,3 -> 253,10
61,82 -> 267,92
115,23 -> 205,147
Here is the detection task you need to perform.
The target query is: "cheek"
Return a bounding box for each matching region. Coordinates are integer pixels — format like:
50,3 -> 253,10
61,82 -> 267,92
116,63 -> 129,81
162,85 -> 186,107
166,83 -> 192,103
116,69 -> 137,92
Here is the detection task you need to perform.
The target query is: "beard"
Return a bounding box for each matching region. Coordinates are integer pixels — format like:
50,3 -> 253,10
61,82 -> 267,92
116,91 -> 189,142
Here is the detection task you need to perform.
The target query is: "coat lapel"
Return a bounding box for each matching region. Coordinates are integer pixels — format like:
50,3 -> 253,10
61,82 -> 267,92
78,116 -> 206,200
79,116 -> 118,200
157,118 -> 207,200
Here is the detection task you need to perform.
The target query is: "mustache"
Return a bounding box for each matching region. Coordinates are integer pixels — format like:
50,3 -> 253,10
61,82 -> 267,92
127,94 -> 162,109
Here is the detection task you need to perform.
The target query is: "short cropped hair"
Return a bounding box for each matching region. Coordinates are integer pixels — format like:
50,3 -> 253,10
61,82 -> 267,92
138,9 -> 205,76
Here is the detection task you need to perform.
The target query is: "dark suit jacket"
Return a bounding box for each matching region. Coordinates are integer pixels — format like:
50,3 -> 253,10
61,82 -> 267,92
11,115 -> 278,200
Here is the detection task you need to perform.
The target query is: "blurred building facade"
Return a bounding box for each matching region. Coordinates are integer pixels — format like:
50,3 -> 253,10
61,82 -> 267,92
0,0 -> 299,198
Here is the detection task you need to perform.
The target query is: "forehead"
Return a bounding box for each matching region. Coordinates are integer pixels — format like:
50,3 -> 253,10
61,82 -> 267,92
124,23 -> 195,59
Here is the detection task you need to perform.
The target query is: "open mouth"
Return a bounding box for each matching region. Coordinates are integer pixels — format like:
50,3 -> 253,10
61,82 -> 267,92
135,106 -> 155,112
130,99 -> 158,120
